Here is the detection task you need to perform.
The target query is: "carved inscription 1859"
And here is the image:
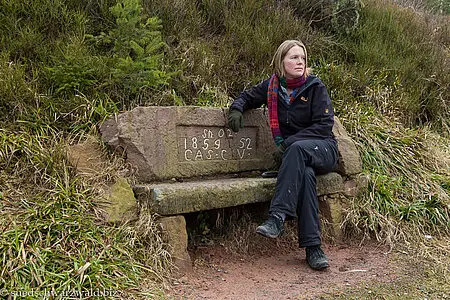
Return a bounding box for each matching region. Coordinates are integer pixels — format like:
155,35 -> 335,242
177,126 -> 257,162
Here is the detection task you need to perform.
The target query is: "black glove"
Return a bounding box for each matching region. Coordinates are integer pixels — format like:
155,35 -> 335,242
227,110 -> 244,132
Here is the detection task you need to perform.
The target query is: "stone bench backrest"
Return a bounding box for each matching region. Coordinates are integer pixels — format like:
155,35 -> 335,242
100,106 -> 361,182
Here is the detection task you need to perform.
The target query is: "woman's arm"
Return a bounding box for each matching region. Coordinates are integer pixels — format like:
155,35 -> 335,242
230,79 -> 270,112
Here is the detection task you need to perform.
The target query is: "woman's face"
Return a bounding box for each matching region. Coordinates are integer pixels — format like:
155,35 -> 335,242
282,45 -> 306,79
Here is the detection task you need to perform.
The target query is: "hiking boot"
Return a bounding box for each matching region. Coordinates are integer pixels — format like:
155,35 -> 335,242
306,245 -> 329,270
256,214 -> 284,238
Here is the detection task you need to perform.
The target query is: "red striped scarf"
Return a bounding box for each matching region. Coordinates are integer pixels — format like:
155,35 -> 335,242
267,74 -> 307,146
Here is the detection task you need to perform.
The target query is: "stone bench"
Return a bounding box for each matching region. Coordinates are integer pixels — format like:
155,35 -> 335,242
100,106 -> 363,273
133,173 -> 343,216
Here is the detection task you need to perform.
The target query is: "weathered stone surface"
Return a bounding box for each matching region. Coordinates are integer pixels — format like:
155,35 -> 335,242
332,116 -> 351,138
319,194 -> 347,242
316,172 -> 344,196
343,179 -> 358,197
100,107 -> 362,181
66,135 -> 107,176
66,137 -> 137,223
344,174 -> 370,197
134,173 -> 343,215
100,106 -> 276,182
159,216 -> 192,276
106,177 -> 138,223
333,117 -> 362,175
356,174 -> 370,193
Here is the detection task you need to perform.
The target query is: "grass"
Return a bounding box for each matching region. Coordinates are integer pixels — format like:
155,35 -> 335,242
341,100 -> 450,237
344,0 -> 450,130
0,128 -> 173,296
185,203 -> 299,256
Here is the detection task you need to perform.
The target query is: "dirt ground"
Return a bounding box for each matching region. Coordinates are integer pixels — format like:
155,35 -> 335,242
167,240 -> 399,299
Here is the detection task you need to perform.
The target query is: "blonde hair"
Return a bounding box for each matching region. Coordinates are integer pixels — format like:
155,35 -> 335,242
270,40 -> 311,78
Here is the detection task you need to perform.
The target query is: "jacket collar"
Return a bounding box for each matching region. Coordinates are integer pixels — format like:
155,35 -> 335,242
296,75 -> 320,95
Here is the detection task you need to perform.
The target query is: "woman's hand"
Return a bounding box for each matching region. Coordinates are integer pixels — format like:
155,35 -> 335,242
227,110 -> 244,132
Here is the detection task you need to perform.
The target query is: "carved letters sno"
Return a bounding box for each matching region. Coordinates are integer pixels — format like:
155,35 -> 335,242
177,126 -> 257,162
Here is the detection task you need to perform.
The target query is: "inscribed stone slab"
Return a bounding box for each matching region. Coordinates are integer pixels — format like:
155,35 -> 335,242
100,106 -> 276,182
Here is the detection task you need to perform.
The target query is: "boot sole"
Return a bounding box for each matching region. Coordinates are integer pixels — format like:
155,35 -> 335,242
256,226 -> 281,239
308,261 -> 329,270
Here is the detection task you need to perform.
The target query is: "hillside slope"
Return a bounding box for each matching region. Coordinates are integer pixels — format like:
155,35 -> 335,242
0,0 -> 449,296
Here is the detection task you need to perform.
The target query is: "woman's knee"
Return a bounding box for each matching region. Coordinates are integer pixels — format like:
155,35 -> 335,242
288,140 -> 311,151
285,140 -> 310,159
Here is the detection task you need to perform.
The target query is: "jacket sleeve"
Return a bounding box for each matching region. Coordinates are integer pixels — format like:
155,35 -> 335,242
284,83 -> 334,146
229,79 -> 269,112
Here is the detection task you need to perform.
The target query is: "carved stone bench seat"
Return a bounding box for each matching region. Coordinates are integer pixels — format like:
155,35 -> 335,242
134,173 -> 343,215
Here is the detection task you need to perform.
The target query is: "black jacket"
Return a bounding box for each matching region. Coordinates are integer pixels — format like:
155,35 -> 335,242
230,75 -> 336,147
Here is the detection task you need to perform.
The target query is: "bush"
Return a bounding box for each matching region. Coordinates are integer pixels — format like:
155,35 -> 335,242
144,0 -> 344,104
0,0 -> 174,295
0,54 -> 38,124
0,0 -> 86,63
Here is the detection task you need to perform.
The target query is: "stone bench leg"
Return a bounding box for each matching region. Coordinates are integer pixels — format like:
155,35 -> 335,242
319,194 -> 346,242
159,215 -> 192,276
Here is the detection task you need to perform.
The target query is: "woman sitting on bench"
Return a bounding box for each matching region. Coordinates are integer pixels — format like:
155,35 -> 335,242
227,39 -> 338,270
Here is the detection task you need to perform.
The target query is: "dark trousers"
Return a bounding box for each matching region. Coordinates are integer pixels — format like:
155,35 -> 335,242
269,139 -> 338,247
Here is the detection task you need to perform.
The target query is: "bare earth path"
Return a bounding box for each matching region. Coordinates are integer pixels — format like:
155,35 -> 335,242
168,242 -> 399,299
